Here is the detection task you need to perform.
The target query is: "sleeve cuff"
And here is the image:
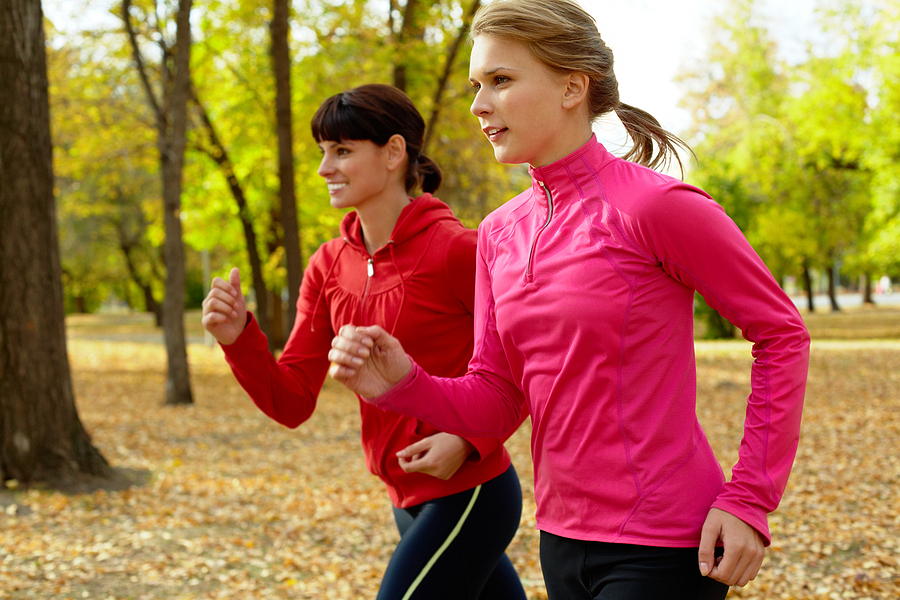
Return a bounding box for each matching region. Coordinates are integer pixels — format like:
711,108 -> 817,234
363,355 -> 419,408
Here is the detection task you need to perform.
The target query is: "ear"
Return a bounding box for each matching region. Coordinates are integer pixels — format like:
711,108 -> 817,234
561,72 -> 590,110
385,134 -> 407,172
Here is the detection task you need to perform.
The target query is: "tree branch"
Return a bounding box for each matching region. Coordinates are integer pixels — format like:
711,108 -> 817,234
121,0 -> 162,121
423,0 -> 481,155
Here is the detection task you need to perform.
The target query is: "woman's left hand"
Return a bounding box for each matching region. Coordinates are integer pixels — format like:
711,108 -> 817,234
698,508 -> 766,586
397,433 -> 474,480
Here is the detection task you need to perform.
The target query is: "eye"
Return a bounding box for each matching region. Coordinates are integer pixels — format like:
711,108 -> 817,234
336,147 -> 350,156
495,76 -> 510,85
469,81 -> 482,94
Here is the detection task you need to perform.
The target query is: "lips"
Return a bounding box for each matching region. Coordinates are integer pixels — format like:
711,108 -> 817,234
483,126 -> 508,141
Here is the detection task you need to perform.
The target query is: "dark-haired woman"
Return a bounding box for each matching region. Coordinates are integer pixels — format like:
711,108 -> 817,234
202,84 -> 526,600
327,2 -> 811,599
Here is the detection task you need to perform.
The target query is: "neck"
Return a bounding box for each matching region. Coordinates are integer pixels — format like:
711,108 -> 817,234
531,120 -> 594,169
357,191 -> 412,255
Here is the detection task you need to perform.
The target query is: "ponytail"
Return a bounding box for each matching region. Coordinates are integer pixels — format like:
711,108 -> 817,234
615,103 -> 693,176
472,0 -> 693,177
412,154 -> 443,194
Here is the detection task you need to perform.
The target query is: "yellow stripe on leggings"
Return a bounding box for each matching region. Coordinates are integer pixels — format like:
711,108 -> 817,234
400,484 -> 483,600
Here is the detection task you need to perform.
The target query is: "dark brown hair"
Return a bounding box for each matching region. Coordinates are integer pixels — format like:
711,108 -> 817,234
311,84 -> 442,193
471,0 -> 692,175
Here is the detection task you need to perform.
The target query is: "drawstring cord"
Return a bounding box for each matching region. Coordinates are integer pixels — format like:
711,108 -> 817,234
310,239 -> 348,332
310,239 -> 407,335
388,242 -> 406,336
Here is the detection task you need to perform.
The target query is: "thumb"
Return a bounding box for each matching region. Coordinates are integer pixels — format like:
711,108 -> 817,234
229,267 -> 243,298
360,324 -> 392,345
698,516 -> 720,577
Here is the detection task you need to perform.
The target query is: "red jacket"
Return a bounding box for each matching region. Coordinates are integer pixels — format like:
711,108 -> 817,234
221,194 -> 512,507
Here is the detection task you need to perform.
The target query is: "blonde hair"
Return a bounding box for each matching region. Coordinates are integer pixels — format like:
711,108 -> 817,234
471,0 -> 690,174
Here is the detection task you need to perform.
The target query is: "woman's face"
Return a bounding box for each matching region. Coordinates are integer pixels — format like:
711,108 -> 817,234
469,35 -> 574,167
317,139 -> 394,211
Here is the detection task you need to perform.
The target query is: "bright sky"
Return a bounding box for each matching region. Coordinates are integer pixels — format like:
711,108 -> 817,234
579,0 -> 822,151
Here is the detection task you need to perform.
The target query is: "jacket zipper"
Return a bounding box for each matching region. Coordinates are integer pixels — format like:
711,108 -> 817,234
358,257 -> 374,321
526,181 -> 554,278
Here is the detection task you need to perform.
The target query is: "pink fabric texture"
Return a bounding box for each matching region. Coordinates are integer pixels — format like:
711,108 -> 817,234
367,137 -> 809,546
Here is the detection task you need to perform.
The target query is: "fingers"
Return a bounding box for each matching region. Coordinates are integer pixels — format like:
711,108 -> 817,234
201,270 -> 245,341
713,535 -> 764,586
397,438 -> 430,459
700,508 -> 765,587
697,514 -> 719,578
228,267 -> 241,291
397,453 -> 425,473
327,325 -> 374,374
202,285 -> 238,320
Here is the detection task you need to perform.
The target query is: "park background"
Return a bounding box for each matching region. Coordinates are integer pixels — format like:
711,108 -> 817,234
1,0 -> 899,598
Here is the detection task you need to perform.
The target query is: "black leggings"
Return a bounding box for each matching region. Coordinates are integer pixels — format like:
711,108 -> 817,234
376,464 -> 526,600
540,531 -> 730,600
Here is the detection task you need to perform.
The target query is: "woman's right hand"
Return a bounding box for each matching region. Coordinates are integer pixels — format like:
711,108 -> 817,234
328,325 -> 411,398
201,267 -> 247,346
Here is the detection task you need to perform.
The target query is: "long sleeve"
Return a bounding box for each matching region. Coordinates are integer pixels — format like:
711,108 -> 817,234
367,225 -> 528,439
221,252 -> 334,429
629,181 -> 810,542
441,225 -> 525,460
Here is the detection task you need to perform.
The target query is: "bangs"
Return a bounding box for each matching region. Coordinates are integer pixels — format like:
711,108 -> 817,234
311,94 -> 382,144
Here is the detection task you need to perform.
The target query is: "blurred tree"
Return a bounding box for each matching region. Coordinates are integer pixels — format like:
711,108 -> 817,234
48,27 -> 166,320
678,0 -> 790,336
785,51 -> 872,312
190,89 -> 273,344
851,0 -> 900,283
271,0 -> 302,341
679,0 -> 879,323
0,0 -> 111,484
122,0 -> 194,404
44,0 -> 526,349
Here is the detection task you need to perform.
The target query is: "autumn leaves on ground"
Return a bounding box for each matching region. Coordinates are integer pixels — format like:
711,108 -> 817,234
1,309 -> 899,599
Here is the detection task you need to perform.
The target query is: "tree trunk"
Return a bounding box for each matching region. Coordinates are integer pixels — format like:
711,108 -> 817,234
266,213 -> 286,349
826,262 -> 841,312
862,273 -> 874,304
0,0 -> 110,484
123,0 -> 194,404
159,0 -> 195,405
271,0 -> 303,339
801,259 -> 815,312
118,229 -> 163,326
392,0 -> 421,92
270,289 -> 284,348
422,0 -> 482,156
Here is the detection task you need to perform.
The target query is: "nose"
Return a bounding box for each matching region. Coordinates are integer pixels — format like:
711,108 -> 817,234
470,88 -> 492,118
317,153 -> 333,178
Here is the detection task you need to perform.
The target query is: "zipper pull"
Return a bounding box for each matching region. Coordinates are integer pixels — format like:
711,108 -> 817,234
367,258 -> 374,277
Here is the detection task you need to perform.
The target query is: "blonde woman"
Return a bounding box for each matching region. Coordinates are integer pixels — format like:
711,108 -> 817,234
328,2 -> 809,598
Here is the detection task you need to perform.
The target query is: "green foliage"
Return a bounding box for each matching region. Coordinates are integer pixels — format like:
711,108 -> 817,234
693,293 -> 737,340
47,21 -> 165,314
678,0 -> 900,331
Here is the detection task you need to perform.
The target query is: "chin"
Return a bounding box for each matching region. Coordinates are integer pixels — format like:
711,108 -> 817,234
493,147 -> 528,166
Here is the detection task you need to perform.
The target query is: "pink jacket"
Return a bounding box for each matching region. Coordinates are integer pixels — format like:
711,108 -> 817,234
366,136 -> 809,547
